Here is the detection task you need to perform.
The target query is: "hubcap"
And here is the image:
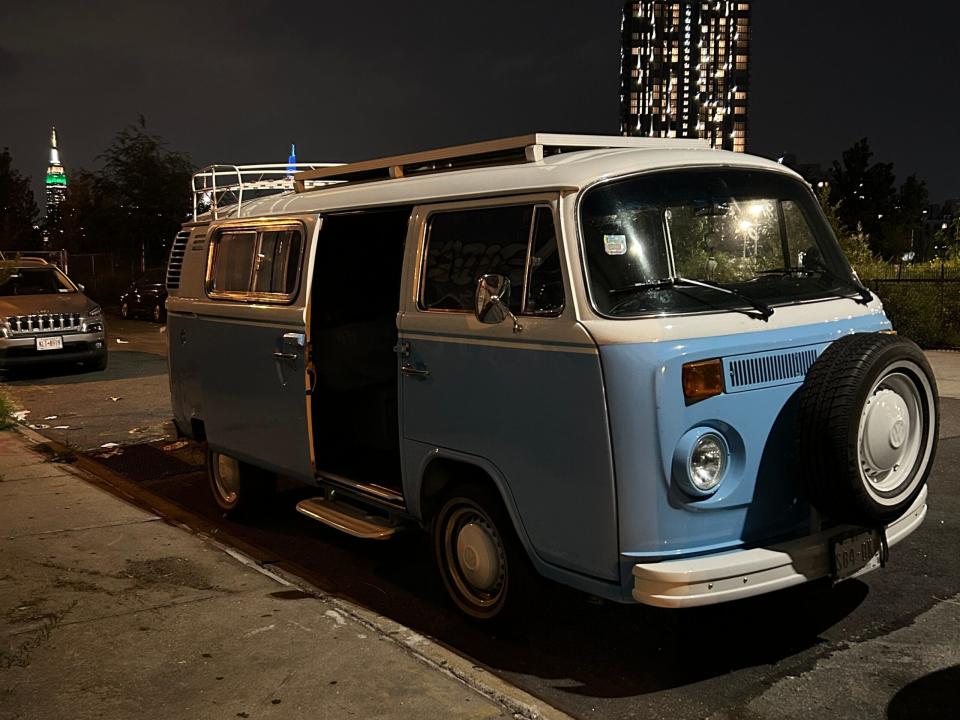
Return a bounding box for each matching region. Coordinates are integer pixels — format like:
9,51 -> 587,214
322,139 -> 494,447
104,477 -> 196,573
456,521 -> 501,591
443,505 -> 506,610
857,370 -> 925,497
213,453 -> 241,505
861,389 -> 910,472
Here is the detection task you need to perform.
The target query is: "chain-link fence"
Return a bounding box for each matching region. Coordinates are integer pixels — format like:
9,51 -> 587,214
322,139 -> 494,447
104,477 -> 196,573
867,275 -> 960,349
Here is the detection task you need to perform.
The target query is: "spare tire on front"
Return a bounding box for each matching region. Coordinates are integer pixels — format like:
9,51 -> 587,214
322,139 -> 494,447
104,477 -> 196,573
796,332 -> 939,526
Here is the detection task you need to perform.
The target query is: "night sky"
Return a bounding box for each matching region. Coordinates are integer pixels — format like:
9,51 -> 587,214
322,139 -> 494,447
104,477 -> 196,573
2,1 -> 958,203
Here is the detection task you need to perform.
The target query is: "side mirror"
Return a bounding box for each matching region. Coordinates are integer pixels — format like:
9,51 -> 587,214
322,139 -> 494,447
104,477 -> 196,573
77,283 -> 85,292
475,274 -> 523,333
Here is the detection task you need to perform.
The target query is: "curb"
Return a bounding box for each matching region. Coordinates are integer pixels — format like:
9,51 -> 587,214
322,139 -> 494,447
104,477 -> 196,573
9,424 -> 573,720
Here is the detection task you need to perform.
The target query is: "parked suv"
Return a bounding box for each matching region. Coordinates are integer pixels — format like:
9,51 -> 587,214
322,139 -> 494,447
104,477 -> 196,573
119,268 -> 168,323
0,259 -> 108,371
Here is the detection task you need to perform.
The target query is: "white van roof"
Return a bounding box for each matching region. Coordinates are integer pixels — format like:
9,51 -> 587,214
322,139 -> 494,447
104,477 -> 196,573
212,134 -> 802,220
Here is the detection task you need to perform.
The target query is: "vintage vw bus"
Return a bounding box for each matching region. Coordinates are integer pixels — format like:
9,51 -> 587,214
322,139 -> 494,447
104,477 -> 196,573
166,135 -> 938,620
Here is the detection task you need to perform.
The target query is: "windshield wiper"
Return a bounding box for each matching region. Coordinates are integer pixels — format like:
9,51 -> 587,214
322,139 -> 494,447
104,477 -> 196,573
757,268 -> 873,306
608,278 -> 677,296
756,266 -> 816,276
675,276 -> 774,321
608,276 -> 774,321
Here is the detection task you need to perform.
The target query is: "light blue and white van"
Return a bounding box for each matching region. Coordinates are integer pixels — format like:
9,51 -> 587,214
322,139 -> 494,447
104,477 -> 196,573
166,135 -> 938,621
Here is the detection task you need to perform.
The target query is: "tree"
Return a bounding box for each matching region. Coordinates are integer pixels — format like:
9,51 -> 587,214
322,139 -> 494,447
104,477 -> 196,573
0,148 -> 40,251
816,185 -> 885,279
889,174 -> 929,259
92,118 -> 193,271
829,138 -> 897,257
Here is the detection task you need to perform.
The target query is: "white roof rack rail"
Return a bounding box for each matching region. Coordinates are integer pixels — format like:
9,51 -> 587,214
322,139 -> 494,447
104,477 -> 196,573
192,163 -> 342,220
293,133 -> 710,191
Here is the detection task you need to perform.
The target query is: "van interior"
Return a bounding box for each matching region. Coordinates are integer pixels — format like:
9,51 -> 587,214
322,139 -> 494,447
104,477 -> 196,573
310,207 -> 413,494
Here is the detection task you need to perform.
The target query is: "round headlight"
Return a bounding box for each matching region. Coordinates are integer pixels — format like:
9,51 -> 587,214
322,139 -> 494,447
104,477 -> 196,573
688,433 -> 728,493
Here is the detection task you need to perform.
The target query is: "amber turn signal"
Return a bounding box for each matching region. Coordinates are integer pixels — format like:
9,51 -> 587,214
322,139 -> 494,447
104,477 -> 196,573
682,358 -> 725,404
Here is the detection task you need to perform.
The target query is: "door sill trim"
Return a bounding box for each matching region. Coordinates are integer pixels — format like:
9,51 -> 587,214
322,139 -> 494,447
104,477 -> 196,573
315,468 -> 405,506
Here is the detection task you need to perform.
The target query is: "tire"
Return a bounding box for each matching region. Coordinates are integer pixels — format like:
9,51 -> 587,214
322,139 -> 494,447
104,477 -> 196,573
796,333 -> 939,525
431,482 -> 535,623
120,302 -> 130,319
84,353 -> 108,372
206,449 -> 277,520
152,304 -> 165,323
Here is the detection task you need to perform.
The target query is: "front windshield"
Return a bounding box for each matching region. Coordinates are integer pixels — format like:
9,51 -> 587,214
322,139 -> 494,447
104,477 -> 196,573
0,267 -> 77,296
580,168 -> 858,318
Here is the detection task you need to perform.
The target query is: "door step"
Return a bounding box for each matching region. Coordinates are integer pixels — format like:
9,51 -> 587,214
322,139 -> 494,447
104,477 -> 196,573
296,497 -> 398,540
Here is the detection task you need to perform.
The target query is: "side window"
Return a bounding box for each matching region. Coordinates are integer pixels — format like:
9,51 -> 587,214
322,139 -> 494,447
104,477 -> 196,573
207,226 -> 303,301
525,207 -> 564,315
254,230 -> 302,295
421,204 -> 565,315
210,231 -> 257,294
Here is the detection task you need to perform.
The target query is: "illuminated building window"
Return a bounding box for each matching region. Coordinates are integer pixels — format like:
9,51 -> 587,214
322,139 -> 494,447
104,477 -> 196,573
620,0 -> 750,152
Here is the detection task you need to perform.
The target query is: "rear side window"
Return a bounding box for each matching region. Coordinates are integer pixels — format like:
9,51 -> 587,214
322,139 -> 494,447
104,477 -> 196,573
254,230 -> 302,294
420,204 -> 564,315
207,225 -> 304,302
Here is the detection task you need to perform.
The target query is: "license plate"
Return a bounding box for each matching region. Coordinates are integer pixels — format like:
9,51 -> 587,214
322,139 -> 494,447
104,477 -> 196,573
831,529 -> 882,582
36,336 -> 64,351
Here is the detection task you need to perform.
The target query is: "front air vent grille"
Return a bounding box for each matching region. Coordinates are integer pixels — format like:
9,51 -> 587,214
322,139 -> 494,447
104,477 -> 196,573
5,313 -> 82,334
165,230 -> 191,290
725,347 -> 820,392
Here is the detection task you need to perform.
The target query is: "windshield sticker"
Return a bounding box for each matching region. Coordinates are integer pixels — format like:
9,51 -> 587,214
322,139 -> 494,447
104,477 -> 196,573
604,234 -> 627,256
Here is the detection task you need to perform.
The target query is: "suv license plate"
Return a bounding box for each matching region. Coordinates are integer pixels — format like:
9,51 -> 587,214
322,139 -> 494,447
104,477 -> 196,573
831,529 -> 882,582
36,336 -> 64,351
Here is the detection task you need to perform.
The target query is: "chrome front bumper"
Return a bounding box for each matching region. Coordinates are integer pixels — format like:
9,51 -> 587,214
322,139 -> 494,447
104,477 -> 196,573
632,486 -> 928,608
0,331 -> 107,366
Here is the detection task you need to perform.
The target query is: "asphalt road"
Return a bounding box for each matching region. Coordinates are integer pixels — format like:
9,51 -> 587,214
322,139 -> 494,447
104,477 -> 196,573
4,321 -> 959,719
0,314 -> 173,449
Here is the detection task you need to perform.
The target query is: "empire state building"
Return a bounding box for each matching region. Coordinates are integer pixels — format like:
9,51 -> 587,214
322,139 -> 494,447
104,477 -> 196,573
45,126 -> 68,226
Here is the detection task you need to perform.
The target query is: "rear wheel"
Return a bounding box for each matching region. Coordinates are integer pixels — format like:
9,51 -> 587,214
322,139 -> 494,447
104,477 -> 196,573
432,483 -> 534,622
120,302 -> 130,319
207,449 -> 276,520
152,303 -> 164,323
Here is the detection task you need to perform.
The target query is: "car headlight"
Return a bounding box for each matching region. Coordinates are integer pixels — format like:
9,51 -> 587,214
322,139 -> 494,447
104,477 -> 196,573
688,433 -> 728,493
88,305 -> 102,317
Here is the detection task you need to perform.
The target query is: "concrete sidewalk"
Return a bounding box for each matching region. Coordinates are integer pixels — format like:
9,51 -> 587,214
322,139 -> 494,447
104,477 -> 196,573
926,350 -> 960,400
0,430 -> 519,720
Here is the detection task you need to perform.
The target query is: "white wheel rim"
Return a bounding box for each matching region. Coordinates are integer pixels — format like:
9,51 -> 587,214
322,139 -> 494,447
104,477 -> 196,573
856,361 -> 935,505
213,453 -> 241,505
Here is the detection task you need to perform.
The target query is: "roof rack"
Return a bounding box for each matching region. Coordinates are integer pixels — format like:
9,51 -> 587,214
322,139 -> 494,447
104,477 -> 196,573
292,133 -> 710,191
192,163 -> 342,220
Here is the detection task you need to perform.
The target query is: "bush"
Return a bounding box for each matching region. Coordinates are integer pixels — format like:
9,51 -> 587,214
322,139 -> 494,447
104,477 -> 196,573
0,390 -> 17,430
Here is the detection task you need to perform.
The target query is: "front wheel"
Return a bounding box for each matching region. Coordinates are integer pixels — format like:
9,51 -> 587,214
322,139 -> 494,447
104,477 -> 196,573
152,303 -> 165,323
207,449 -> 276,520
83,353 -> 108,372
432,483 -> 534,622
120,302 -> 130,319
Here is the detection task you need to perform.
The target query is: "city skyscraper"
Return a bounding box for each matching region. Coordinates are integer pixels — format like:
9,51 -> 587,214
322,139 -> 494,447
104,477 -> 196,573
619,1 -> 751,152
45,125 -> 68,225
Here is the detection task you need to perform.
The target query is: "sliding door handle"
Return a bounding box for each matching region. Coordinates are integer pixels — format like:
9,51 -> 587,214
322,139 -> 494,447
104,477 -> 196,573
401,364 -> 430,378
